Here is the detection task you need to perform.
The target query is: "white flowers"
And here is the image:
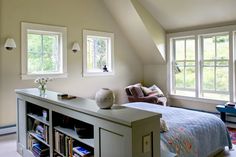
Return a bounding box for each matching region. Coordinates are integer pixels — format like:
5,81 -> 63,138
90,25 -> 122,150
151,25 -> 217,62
34,77 -> 53,86
34,77 -> 53,94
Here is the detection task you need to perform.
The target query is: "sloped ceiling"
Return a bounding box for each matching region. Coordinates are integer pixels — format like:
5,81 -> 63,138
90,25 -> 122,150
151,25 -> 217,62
138,0 -> 236,32
103,0 -> 166,64
103,0 -> 236,64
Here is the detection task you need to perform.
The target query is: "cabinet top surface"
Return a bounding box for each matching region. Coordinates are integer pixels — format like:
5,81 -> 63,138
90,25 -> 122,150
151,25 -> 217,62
16,88 -> 161,126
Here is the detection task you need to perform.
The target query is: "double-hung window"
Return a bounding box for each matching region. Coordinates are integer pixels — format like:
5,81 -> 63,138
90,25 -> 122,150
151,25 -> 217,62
201,34 -> 229,100
21,22 -> 67,79
173,38 -> 195,97
169,27 -> 233,102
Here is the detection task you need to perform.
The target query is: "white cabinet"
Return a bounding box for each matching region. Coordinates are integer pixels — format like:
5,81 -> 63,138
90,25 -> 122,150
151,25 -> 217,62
16,88 -> 161,157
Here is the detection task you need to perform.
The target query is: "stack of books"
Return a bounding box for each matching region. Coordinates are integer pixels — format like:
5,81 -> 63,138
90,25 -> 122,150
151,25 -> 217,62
32,142 -> 49,157
35,124 -> 49,143
73,146 -> 92,157
27,134 -> 37,151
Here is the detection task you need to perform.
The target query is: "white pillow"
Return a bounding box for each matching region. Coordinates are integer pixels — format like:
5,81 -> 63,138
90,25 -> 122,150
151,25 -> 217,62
149,85 -> 164,97
160,118 -> 169,132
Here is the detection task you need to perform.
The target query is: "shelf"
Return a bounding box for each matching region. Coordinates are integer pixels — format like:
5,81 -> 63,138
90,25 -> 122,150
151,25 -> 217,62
54,126 -> 94,148
28,131 -> 50,147
27,113 -> 49,126
54,149 -> 65,157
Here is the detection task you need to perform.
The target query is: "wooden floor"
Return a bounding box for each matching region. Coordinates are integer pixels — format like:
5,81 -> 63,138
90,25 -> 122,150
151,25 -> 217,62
0,134 -> 235,157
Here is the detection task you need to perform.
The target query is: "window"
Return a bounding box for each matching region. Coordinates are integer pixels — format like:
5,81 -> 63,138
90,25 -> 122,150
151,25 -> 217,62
169,26 -> 235,102
173,38 -> 195,97
201,34 -> 229,100
21,22 -> 67,79
83,30 -> 114,76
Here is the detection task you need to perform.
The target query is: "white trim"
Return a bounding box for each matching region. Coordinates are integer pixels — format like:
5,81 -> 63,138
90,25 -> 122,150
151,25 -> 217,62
0,125 -> 16,135
169,94 -> 226,104
21,22 -> 67,80
83,30 -> 114,77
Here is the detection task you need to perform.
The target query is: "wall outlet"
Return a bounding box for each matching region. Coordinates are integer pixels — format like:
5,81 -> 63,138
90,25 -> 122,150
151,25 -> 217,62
143,134 -> 152,153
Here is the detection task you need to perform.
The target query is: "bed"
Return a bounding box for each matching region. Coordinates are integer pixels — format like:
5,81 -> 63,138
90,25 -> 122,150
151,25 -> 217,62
124,102 -> 232,157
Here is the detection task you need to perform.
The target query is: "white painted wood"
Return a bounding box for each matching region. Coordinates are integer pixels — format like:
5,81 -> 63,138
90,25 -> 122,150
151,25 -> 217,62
0,126 -> 16,135
16,88 -> 161,157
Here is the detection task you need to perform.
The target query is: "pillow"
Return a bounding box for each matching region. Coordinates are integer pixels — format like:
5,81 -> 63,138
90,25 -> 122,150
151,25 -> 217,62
141,86 -> 153,96
130,86 -> 144,97
148,85 -> 164,97
125,83 -> 142,96
160,118 -> 169,132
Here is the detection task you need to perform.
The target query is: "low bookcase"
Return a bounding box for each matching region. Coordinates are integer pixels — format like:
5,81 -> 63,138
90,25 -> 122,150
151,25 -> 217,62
16,88 -> 161,157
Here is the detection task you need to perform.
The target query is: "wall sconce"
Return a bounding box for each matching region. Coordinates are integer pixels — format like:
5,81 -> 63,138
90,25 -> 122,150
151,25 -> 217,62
72,42 -> 80,53
4,38 -> 16,50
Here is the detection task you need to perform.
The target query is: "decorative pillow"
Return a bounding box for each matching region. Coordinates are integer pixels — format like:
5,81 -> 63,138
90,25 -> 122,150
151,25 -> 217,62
141,86 -> 153,96
160,118 -> 169,132
125,83 -> 142,96
130,86 -> 144,98
148,85 -> 164,97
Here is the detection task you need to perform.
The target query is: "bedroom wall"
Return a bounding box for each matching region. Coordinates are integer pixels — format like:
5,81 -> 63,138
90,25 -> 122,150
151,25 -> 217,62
0,0 -> 143,126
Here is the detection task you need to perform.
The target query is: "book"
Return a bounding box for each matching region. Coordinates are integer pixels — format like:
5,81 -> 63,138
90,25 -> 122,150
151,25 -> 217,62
73,146 -> 91,157
225,102 -> 235,107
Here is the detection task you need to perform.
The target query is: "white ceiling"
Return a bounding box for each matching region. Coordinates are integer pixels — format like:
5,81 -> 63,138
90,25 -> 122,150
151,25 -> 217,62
138,0 -> 236,32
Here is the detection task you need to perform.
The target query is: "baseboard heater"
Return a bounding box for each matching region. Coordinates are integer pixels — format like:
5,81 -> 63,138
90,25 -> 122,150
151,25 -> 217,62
0,124 -> 16,135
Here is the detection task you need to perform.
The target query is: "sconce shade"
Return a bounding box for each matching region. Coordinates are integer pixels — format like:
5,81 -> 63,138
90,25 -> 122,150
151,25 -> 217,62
4,38 -> 16,50
72,42 -> 80,53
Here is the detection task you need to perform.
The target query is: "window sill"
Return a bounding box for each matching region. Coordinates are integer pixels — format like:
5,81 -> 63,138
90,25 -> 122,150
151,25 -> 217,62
168,94 -> 227,105
21,73 -> 68,80
83,72 -> 114,77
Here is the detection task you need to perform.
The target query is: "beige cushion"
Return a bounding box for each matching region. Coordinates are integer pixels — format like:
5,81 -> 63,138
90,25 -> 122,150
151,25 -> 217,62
141,86 -> 153,96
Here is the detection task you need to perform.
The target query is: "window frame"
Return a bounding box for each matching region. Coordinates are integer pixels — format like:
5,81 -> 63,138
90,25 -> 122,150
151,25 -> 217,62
167,25 -> 236,103
83,29 -> 114,77
21,22 -> 67,80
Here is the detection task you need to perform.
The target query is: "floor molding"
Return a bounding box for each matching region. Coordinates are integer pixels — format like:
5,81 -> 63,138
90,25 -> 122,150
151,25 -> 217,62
0,125 -> 16,135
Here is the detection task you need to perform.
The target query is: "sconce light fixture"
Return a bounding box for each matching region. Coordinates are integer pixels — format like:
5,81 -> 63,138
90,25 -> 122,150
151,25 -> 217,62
72,42 -> 80,53
4,38 -> 16,50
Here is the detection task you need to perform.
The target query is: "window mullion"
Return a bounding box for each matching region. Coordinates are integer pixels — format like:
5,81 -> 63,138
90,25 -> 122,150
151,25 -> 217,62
229,31 -> 235,102
196,35 -> 200,98
41,34 -> 44,73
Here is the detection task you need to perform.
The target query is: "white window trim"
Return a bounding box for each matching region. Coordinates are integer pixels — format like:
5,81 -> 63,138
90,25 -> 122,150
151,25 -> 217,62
83,30 -> 114,77
21,22 -> 67,80
167,25 -> 236,103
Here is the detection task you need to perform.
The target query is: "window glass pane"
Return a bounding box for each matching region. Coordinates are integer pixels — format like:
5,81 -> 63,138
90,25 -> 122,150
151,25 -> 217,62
216,67 -> 228,91
186,39 -> 195,60
201,92 -> 229,101
87,36 -> 110,72
27,53 -> 42,74
175,90 -> 195,97
175,66 -> 184,88
216,35 -> 229,59
185,67 -> 195,88
175,40 -> 185,60
43,35 -> 59,72
27,34 -> 42,53
203,67 -> 215,90
185,61 -> 195,66
203,37 -> 215,60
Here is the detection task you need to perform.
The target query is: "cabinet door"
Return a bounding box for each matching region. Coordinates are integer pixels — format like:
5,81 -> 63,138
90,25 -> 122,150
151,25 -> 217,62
100,129 -> 125,157
17,99 -> 27,146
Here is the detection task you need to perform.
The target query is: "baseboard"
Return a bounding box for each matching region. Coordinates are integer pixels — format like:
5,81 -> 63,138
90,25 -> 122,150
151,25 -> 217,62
0,124 -> 16,135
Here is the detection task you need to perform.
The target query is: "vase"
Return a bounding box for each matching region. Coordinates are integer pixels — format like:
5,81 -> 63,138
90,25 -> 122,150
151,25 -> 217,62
38,85 -> 46,96
95,88 -> 114,109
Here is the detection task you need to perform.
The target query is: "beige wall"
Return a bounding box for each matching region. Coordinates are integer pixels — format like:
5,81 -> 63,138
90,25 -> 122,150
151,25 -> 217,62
0,0 -> 143,126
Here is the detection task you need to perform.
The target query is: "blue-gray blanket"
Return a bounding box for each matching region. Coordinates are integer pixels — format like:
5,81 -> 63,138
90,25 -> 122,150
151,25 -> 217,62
125,102 -> 232,157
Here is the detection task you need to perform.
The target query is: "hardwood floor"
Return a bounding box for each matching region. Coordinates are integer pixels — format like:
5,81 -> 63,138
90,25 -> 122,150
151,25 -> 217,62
0,133 -> 235,157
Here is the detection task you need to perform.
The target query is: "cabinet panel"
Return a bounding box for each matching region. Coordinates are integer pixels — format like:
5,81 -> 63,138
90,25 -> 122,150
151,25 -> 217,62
100,129 -> 125,157
17,99 -> 26,147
